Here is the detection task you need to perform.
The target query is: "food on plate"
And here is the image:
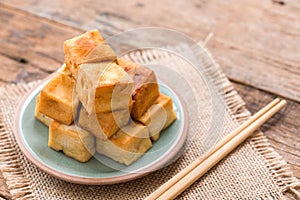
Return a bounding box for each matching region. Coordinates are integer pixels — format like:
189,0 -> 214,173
34,100 -> 53,126
35,72 -> 77,125
131,65 -> 160,120
49,121 -> 95,163
77,105 -> 131,140
96,122 -> 152,165
76,62 -> 133,114
137,93 -> 177,141
64,29 -> 116,79
35,29 -> 177,164
117,58 -> 137,79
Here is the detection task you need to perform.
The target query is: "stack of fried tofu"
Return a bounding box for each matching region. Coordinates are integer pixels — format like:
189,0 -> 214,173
35,30 -> 177,165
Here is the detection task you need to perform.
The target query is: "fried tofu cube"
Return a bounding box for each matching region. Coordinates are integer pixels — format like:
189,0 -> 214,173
83,42 -> 117,64
36,72 -> 77,125
117,58 -> 137,79
117,59 -> 160,120
76,62 -> 133,114
131,65 -> 159,120
64,30 -> 117,79
96,122 -> 152,165
77,105 -> 131,140
137,93 -> 177,141
35,95 -> 54,126
49,121 -> 95,163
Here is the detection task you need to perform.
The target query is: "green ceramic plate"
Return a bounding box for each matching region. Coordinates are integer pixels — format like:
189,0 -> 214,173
14,79 -> 188,185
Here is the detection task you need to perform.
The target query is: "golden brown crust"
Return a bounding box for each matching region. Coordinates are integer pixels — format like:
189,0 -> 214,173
76,62 -> 133,114
131,65 -> 160,119
150,132 -> 160,142
96,121 -> 152,165
83,42 -> 117,64
137,93 -> 177,141
34,95 -> 54,126
77,105 -> 132,140
36,73 -> 76,125
117,58 -> 137,79
64,30 -> 117,79
48,121 -> 95,163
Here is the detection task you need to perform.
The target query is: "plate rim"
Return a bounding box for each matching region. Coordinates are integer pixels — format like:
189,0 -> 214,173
14,76 -> 189,185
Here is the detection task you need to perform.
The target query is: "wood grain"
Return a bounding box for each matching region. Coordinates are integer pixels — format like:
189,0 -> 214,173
0,4 -> 82,84
0,54 -> 48,85
1,0 -> 300,102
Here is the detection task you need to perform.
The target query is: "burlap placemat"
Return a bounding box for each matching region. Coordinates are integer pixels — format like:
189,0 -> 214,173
0,48 -> 299,200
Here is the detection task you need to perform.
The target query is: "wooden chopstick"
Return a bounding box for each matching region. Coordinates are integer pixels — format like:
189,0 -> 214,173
146,98 -> 286,200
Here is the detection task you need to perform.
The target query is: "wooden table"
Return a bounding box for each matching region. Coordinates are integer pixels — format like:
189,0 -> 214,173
0,0 -> 299,199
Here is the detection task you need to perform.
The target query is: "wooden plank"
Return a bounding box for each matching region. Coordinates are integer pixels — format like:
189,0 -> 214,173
233,82 -> 300,179
0,4 -> 82,74
0,54 -> 48,84
1,0 -> 299,102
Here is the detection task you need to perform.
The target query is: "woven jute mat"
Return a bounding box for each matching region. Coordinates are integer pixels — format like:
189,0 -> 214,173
0,47 -> 299,199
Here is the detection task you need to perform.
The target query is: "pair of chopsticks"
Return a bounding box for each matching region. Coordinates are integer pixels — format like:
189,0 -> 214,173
146,98 -> 287,200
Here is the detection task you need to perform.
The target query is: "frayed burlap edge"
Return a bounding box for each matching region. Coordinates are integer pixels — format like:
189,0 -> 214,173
0,82 -> 39,200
